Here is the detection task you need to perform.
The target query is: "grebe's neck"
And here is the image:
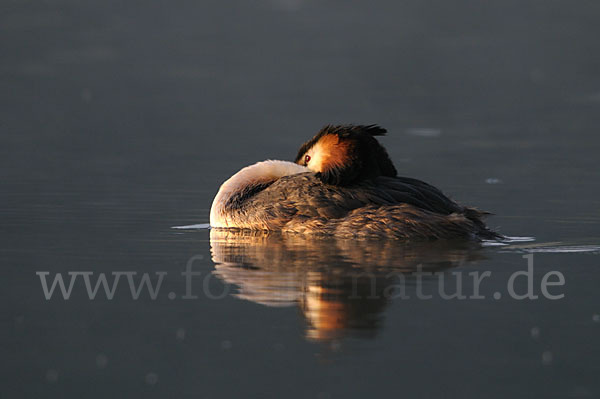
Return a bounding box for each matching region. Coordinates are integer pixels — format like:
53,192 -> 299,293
210,160 -> 308,228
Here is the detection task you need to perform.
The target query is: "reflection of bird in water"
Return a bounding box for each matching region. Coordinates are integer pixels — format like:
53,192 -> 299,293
210,124 -> 500,240
210,229 -> 484,341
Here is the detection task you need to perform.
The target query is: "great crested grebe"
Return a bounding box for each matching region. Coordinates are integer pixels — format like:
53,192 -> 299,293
210,124 -> 500,240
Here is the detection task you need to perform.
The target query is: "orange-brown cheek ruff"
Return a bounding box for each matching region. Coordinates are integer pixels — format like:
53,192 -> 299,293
316,134 -> 351,172
299,134 -> 354,185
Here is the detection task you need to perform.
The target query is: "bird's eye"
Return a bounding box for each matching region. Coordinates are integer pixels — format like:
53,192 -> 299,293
304,154 -> 311,165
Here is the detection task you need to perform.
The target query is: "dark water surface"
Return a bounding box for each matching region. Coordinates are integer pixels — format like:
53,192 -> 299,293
2,1 -> 600,398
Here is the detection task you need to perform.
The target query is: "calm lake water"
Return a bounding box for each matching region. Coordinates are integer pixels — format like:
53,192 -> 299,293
2,1 -> 600,398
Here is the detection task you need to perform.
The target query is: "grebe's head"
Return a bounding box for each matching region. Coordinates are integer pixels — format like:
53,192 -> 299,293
294,124 -> 397,186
